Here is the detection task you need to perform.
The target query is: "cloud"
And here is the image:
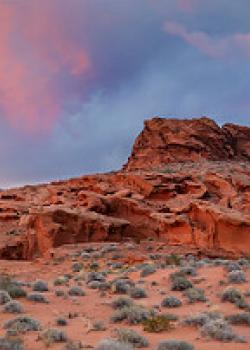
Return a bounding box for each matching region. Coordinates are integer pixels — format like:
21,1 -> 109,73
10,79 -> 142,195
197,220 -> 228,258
164,20 -> 250,59
0,1 -> 91,134
176,0 -> 200,13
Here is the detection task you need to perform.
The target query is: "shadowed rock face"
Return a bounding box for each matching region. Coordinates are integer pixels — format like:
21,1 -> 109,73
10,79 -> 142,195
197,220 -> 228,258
0,117 -> 250,259
123,117 -> 250,171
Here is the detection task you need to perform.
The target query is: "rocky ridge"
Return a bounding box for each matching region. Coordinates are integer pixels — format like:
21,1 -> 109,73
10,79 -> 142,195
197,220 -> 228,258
0,117 -> 249,259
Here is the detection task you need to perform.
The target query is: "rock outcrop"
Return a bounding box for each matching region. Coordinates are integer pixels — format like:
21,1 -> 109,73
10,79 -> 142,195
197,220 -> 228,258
124,117 -> 250,171
0,116 -> 249,259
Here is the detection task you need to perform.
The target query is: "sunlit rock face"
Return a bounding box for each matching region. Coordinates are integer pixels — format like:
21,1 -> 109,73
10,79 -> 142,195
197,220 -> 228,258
0,117 -> 250,259
123,117 -> 250,171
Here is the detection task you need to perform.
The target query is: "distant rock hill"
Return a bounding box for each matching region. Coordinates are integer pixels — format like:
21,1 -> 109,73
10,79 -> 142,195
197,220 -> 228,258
123,117 -> 250,171
0,117 -> 249,260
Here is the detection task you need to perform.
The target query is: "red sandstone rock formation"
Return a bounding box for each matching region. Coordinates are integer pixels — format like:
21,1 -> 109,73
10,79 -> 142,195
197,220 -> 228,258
123,117 -> 250,171
0,117 -> 249,259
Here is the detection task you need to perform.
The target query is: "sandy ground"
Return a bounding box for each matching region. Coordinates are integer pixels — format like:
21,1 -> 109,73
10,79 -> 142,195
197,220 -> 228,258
0,242 -> 250,350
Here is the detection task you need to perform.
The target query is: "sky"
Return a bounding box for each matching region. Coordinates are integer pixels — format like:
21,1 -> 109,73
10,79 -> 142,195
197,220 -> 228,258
0,0 -> 250,187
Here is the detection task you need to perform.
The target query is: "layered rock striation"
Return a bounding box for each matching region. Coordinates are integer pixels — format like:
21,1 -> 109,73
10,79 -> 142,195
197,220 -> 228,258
0,117 -> 249,259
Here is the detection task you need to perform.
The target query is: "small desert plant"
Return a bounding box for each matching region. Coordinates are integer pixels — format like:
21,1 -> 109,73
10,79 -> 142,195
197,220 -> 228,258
71,262 -> 83,272
161,296 -> 182,308
92,321 -> 107,331
228,271 -> 247,284
221,287 -> 248,308
54,276 -> 69,286
112,297 -> 134,310
55,289 -> 65,297
3,301 -> 24,314
156,340 -> 194,350
179,267 -> 197,276
142,314 -> 174,333
226,313 -> 250,326
140,265 -> 156,277
165,254 -> 181,266
111,305 -> 154,325
56,317 -> 68,326
129,287 -> 147,299
32,280 -> 49,292
4,316 -> 41,333
225,262 -> 242,272
0,290 -> 11,304
170,273 -> 193,291
114,328 -> 149,348
68,286 -> 85,296
0,336 -> 24,350
183,311 -> 221,327
200,318 -> 246,342
86,272 -> 106,283
183,288 -> 206,303
0,275 -> 26,299
27,293 -> 49,303
111,279 -> 134,294
39,328 -> 67,346
94,339 -> 133,350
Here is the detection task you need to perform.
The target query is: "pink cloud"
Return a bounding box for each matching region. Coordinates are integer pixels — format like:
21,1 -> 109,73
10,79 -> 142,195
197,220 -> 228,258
0,2 -> 91,134
165,21 -> 250,59
176,0 -> 200,13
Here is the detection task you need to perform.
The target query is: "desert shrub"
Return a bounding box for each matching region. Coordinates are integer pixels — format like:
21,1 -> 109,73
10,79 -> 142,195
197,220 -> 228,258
165,254 -> 181,266
54,276 -> 69,286
4,316 -> 41,333
111,305 -> 154,324
143,315 -> 175,333
129,287 -> 147,299
71,262 -> 83,272
221,287 -> 248,308
115,328 -> 149,348
55,289 -> 65,297
0,336 -> 24,350
86,272 -> 106,284
81,252 -> 91,260
0,274 -> 14,290
3,301 -> 24,314
161,296 -> 182,308
27,293 -> 49,303
32,280 -> 49,292
183,288 -> 206,303
156,340 -> 194,350
94,339 -> 133,350
0,275 -> 26,299
111,279 -> 134,294
179,267 -> 197,277
226,313 -> 250,326
92,320 -> 106,331
68,286 -> 85,296
228,271 -> 247,284
112,297 -> 134,310
87,281 -> 102,289
40,328 -> 67,346
183,312 -> 221,327
170,274 -> 193,291
225,262 -> 242,272
140,265 -> 156,277
56,317 -> 68,326
200,318 -> 246,342
0,290 -> 11,304
7,286 -> 27,299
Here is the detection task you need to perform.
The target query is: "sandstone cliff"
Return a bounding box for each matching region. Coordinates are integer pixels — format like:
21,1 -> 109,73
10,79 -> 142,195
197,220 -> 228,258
0,117 -> 249,259
124,117 -> 250,171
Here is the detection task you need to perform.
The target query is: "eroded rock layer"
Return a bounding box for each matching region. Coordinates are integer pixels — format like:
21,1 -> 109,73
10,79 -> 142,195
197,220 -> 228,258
0,117 -> 249,259
124,117 -> 250,171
